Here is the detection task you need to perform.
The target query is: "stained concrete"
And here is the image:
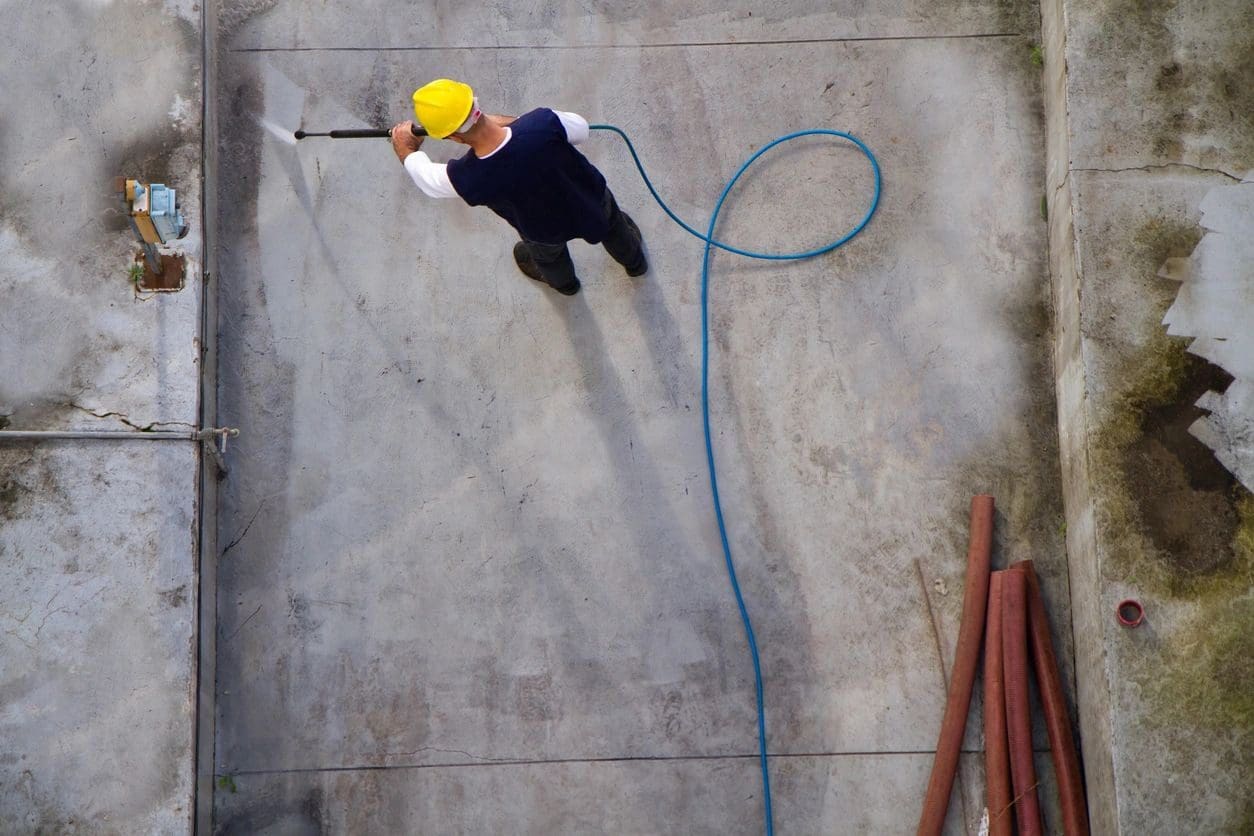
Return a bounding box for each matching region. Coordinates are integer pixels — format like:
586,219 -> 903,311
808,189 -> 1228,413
1042,0 -> 1254,832
0,0 -> 205,830
1063,0 -> 1253,177
0,442 -> 198,833
0,0 -> 204,431
225,0 -> 1038,50
212,1 -> 1069,832
215,752 -> 1065,834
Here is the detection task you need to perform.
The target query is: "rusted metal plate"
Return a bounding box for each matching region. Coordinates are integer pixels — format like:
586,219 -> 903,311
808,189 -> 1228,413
137,252 -> 185,292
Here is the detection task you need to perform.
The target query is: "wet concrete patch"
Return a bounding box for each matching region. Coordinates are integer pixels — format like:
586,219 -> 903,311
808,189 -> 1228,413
1093,298 -> 1253,596
1118,354 -> 1241,571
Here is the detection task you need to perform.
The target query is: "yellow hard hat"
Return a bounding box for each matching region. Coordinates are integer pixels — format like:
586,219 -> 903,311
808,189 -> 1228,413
412,79 -> 475,138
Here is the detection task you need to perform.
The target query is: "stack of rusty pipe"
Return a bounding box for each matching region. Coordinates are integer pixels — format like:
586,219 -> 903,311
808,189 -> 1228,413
916,495 -> 1089,836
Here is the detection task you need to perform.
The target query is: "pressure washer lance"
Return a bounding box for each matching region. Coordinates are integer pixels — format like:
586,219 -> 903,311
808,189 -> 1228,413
293,124 -> 427,140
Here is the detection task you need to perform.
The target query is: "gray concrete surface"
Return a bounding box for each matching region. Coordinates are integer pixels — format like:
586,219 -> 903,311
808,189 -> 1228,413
0,1 -> 205,829
212,1 -> 1069,832
2,1 -> 1247,833
215,752 -> 1065,834
0,443 -> 198,833
1042,0 -> 1253,832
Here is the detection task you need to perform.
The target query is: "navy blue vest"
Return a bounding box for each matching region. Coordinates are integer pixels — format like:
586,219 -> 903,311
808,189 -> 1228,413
446,109 -> 609,245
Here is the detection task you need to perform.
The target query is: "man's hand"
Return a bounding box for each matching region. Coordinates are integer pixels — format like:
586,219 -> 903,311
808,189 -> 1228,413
391,121 -> 424,163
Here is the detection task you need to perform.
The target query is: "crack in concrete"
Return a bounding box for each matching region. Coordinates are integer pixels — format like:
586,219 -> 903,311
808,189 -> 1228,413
379,745 -> 502,762
69,403 -> 197,433
34,579 -> 109,638
1072,163 -> 1243,182
1052,169 -> 1071,199
231,32 -> 1024,53
225,748 -> 1058,778
225,604 -> 262,642
221,500 -> 266,557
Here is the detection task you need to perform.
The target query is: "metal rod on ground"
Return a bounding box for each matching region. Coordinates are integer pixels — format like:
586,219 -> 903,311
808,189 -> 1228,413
0,428 -> 239,474
916,494 -> 995,836
984,570 -> 1014,836
0,429 -> 236,442
1002,564 -> 1044,836
1022,561 -> 1091,836
1,430 -> 197,440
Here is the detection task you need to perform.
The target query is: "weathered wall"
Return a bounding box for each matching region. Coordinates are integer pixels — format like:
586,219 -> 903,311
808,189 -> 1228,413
1043,0 -> 1253,832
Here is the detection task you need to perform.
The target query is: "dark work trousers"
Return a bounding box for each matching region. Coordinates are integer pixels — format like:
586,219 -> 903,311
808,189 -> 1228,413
521,189 -> 644,293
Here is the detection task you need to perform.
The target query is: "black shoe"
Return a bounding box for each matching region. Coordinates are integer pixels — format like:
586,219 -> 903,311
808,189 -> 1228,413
514,242 -> 581,295
620,215 -> 649,277
513,242 -> 545,282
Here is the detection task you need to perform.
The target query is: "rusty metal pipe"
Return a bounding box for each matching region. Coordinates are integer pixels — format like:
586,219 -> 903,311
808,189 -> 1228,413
1002,564 -> 1043,835
983,571 -> 1013,836
916,494 -> 995,836
1022,561 -> 1090,835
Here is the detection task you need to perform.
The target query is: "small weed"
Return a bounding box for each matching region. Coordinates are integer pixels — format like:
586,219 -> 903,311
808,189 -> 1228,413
217,774 -> 237,794
1029,44 -> 1044,68
128,263 -> 144,285
1041,194 -> 1048,221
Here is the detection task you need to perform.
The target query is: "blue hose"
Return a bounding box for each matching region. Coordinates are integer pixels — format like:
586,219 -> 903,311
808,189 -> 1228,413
591,124 -> 881,836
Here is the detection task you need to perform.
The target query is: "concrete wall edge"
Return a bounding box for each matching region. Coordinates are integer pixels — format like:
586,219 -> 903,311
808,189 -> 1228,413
1040,0 -> 1121,832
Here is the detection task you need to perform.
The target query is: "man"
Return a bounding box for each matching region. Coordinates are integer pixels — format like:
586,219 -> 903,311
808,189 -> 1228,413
391,78 -> 647,296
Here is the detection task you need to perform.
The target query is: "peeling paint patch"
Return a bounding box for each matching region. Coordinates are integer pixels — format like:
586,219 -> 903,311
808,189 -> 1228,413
1161,176 -> 1254,491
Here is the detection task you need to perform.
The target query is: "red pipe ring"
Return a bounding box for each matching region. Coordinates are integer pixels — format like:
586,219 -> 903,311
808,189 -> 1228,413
1116,599 -> 1144,628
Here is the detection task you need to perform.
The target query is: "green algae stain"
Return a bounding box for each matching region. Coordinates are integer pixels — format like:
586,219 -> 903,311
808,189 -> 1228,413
1089,214 -> 1252,597
1132,595 -> 1254,774
1132,217 -> 1204,273
1091,327 -> 1251,598
1208,596 -> 1254,730
1092,213 -> 1253,830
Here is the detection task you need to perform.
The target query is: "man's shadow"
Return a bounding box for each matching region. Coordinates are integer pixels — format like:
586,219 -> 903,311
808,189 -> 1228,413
551,280 -> 823,811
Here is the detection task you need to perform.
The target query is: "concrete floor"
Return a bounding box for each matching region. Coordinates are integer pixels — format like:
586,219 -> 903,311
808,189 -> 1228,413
211,2 -> 1069,832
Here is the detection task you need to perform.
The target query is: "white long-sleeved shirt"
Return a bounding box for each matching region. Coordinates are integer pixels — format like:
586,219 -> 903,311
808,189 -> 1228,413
403,110 -> 590,199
